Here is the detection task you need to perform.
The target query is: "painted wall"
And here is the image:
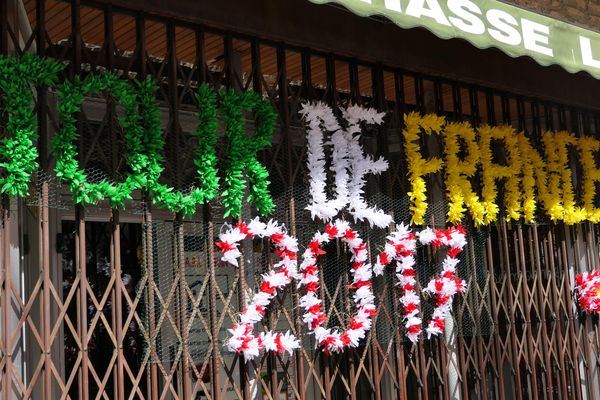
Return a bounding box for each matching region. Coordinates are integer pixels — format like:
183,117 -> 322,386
508,0 -> 600,32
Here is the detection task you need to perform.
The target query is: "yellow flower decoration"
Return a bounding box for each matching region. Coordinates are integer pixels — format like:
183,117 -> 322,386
478,125 -> 522,224
543,131 -> 584,224
517,133 -> 547,223
577,136 -> 600,222
403,112 -> 445,225
442,121 -> 485,226
402,112 -> 597,226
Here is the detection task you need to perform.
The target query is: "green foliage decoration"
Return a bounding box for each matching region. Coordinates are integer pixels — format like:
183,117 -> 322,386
1,54 -> 277,218
0,54 -> 62,197
52,72 -> 147,207
140,80 -> 220,215
220,88 -> 276,218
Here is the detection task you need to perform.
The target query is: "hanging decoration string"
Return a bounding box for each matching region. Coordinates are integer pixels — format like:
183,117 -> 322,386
216,218 -> 300,360
299,101 -> 345,221
418,226 -> 467,339
53,72 -> 147,207
300,101 -> 393,228
373,224 -> 421,343
298,220 -> 376,353
220,89 -> 276,218
0,54 -> 62,197
141,80 -> 220,215
403,112 -> 445,225
575,271 -> 600,314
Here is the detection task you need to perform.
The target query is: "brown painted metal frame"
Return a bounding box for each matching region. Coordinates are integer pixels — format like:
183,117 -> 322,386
2,1 -> 600,399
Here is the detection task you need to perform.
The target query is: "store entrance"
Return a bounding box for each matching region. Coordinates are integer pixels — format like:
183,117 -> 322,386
60,221 -> 145,399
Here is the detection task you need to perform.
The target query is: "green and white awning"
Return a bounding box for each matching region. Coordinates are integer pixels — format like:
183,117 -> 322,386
309,0 -> 600,79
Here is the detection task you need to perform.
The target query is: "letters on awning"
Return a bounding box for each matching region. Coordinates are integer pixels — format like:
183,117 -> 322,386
309,0 -> 600,79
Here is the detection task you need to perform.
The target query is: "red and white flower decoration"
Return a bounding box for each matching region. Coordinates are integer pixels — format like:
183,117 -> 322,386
418,226 -> 468,339
373,223 -> 421,343
298,219 -> 376,353
575,270 -> 600,314
217,218 -> 300,360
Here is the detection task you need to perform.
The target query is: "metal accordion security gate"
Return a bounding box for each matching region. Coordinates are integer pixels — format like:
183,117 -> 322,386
2,1 -> 600,399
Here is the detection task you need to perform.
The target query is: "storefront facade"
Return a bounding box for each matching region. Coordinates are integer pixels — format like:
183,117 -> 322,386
2,0 -> 600,399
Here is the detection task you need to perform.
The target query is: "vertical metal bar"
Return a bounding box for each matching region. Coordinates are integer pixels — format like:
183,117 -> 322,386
548,229 -> 570,399
321,52 -> 336,400
372,65 -> 385,112
2,196 -> 11,400
544,103 -> 554,130
251,39 -> 261,94
71,0 -> 81,78
177,217 -> 191,399
486,89 -> 496,125
585,222 -> 600,397
349,60 -> 360,105
274,45 -> 293,400
195,29 -> 206,84
558,106 -> 567,131
370,65 -> 386,400
40,111 -> 53,400
394,72 -> 408,194
594,114 -> 600,137
224,33 -> 234,88
372,64 -> 390,198
558,226 -> 584,400
204,206 -> 221,400
104,7 -> 125,399
144,204 -> 159,400
237,247 -> 250,400
70,2 -> 89,399
392,304 -> 406,399
571,108 -> 581,136
469,87 -> 480,126
501,94 -> 511,125
582,112 -> 590,138
104,4 -> 114,71
113,212 -> 125,400
394,72 -> 405,113
0,0 -> 8,54
167,20 -> 192,399
167,20 -> 179,148
531,102 -> 541,142
36,0 -> 47,165
325,54 -> 337,106
136,12 -> 147,79
295,49 -> 311,400
533,225 -> 562,398
500,221 -> 523,400
516,98 -> 525,132
285,196 -> 305,400
35,0 -> 53,398
267,279 -> 278,400
414,75 -> 424,113
301,51 -> 313,101
417,321 -> 429,400
193,28 -> 220,400
516,225 -> 539,400
451,82 -> 462,121
319,281 -> 331,400
77,206 -> 88,400
277,45 -> 292,185
433,78 -> 443,115
135,12 -> 159,400
571,225 -> 595,399
485,89 -> 496,125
